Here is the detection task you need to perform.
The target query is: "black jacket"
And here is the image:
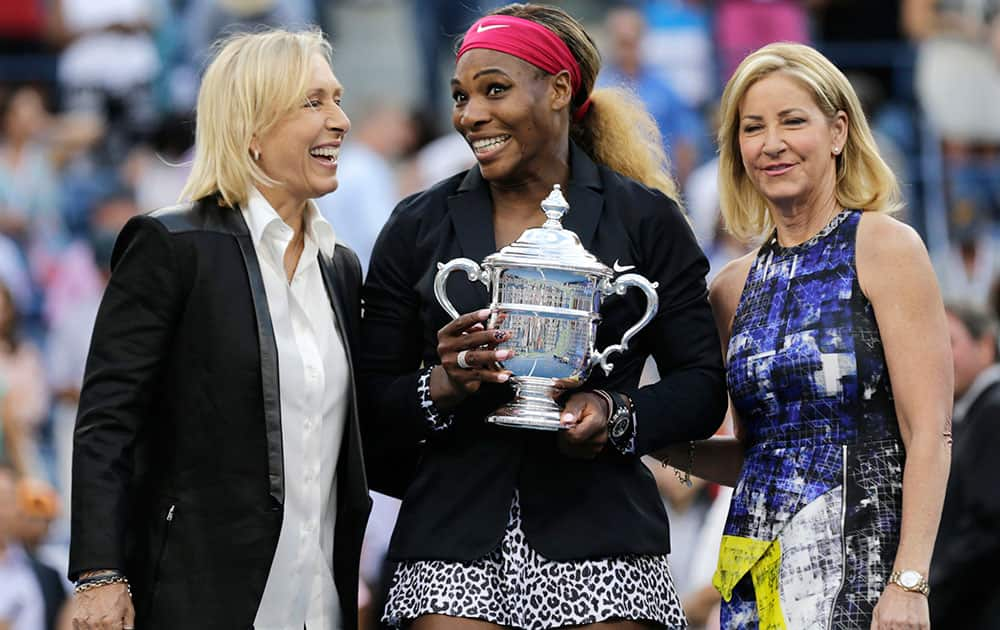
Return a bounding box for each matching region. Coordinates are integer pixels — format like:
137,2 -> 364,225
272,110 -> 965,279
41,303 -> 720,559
360,144 -> 727,562
69,197 -> 371,629
930,376 -> 1000,629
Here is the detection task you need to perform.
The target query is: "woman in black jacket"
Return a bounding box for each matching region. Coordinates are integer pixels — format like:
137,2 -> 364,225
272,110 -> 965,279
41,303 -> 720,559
361,4 -> 726,629
69,29 -> 370,630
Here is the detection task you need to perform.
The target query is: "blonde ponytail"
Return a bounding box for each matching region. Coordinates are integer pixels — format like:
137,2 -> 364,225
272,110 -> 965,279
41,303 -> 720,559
572,87 -> 681,204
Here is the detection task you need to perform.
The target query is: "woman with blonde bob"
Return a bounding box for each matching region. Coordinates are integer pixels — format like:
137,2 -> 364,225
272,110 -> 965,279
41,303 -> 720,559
654,43 -> 951,629
69,28 -> 371,630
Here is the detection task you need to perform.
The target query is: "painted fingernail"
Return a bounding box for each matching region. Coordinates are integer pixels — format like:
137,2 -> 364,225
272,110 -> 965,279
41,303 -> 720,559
494,330 -> 507,342
498,373 -> 510,382
496,349 -> 512,360
561,412 -> 576,425
477,308 -> 491,319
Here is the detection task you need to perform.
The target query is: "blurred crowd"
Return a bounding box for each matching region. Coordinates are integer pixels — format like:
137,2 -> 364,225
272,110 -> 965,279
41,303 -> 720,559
0,1 -> 998,629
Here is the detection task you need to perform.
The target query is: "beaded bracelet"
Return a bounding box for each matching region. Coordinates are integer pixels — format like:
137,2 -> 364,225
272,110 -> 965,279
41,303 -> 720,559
660,440 -> 695,487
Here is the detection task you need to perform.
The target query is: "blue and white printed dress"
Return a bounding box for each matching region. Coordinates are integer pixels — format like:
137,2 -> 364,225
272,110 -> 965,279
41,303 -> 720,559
715,209 -> 904,629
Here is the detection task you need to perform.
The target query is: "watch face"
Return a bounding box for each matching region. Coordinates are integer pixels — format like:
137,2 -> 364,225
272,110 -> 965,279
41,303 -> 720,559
899,571 -> 920,588
610,411 -> 630,438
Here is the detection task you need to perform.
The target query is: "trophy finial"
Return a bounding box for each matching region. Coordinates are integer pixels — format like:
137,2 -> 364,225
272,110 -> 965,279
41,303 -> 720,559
540,184 -> 569,227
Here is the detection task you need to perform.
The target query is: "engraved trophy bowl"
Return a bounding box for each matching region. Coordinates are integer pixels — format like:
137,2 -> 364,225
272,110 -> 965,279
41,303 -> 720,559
434,185 -> 659,431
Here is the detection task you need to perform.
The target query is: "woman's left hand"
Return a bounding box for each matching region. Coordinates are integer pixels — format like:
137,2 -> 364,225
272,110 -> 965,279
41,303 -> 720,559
556,392 -> 609,459
870,586 -> 929,630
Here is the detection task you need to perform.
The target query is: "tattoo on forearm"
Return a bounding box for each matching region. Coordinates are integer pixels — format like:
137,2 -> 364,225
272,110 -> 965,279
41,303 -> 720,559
942,416 -> 953,446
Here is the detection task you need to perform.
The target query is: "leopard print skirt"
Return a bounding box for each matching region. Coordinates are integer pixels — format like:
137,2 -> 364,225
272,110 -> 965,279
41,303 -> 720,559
383,493 -> 686,629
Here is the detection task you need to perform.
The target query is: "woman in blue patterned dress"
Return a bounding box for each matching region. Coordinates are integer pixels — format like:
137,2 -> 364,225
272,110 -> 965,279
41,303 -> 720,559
655,43 -> 952,629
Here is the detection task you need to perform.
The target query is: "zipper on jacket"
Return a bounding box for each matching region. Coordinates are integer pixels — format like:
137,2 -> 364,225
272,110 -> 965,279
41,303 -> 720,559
145,503 -> 176,617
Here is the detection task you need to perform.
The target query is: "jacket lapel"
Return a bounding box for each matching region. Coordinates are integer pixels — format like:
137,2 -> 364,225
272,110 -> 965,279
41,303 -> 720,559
222,207 -> 285,506
561,142 -> 604,252
318,250 -> 370,513
444,167 -> 496,308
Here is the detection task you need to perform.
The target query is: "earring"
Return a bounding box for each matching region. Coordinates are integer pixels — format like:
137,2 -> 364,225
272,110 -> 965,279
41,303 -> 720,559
832,147 -> 841,155
253,149 -> 260,161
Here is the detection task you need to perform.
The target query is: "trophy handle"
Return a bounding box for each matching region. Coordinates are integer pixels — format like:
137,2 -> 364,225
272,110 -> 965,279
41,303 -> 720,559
434,258 -> 490,320
590,274 -> 660,375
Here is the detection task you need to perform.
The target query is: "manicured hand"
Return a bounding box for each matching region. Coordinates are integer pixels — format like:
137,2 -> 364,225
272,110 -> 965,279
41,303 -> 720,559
557,391 -> 610,459
432,308 -> 513,409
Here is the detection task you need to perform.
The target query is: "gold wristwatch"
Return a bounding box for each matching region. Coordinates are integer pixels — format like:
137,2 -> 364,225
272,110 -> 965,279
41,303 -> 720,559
888,570 -> 930,596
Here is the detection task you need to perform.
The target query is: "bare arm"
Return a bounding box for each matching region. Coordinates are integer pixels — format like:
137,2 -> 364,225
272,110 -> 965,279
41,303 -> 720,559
858,213 -> 951,628
651,252 -> 755,487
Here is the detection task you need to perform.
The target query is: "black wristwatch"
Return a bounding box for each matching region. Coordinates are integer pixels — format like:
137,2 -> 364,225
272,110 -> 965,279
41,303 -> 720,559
606,391 -> 634,441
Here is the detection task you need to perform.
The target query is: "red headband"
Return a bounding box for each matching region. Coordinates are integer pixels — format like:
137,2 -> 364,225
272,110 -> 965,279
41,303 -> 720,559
458,15 -> 592,122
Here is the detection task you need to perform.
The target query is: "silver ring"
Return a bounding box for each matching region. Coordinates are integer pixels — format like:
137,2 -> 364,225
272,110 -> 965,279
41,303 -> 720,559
456,349 -> 472,369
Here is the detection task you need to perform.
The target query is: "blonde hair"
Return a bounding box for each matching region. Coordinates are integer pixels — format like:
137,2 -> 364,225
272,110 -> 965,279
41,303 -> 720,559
488,4 -> 680,203
717,42 -> 901,241
179,28 -> 333,209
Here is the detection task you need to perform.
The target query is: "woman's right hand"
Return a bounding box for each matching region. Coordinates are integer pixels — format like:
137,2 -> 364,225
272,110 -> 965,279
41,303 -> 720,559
72,580 -> 135,630
431,308 -> 513,410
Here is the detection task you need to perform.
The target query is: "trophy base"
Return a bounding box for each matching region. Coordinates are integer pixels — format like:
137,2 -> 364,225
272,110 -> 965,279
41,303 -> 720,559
487,376 -> 565,431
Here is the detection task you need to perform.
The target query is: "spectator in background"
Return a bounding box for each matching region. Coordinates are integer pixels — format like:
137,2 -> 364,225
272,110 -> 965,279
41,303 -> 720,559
638,0 -> 716,112
933,220 -> 998,308
598,6 -> 704,184
0,0 -> 47,54
682,104 -> 752,278
0,85 -> 67,282
53,0 -> 160,161
0,279 -> 49,479
930,302 -> 1000,628
904,0 -> 1000,246
122,112 -> 194,214
410,0 -> 503,128
0,394 -> 29,479
0,83 -> 101,327
397,130 -> 476,198
317,103 -> 418,275
713,0 -> 813,85
176,0 -> 315,112
0,462 -> 48,630
13,477 -> 67,630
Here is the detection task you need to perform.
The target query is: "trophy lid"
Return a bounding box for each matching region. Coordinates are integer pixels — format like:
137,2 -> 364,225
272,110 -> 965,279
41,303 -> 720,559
483,185 -> 612,277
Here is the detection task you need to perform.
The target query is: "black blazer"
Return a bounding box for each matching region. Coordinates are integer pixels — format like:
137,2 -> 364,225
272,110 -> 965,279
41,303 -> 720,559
69,197 -> 372,629
930,377 -> 1000,629
361,143 -> 727,562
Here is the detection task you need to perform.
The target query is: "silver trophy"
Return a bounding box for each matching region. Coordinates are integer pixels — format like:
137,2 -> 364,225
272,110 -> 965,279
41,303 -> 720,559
434,184 -> 660,430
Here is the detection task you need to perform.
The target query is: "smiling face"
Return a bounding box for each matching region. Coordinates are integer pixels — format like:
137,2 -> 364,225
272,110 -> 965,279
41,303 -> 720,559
252,53 -> 349,211
737,72 -> 846,215
451,48 -> 571,186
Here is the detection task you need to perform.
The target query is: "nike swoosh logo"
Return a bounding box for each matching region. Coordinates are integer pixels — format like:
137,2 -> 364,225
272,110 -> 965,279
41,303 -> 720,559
476,23 -> 510,32
613,260 -> 635,273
